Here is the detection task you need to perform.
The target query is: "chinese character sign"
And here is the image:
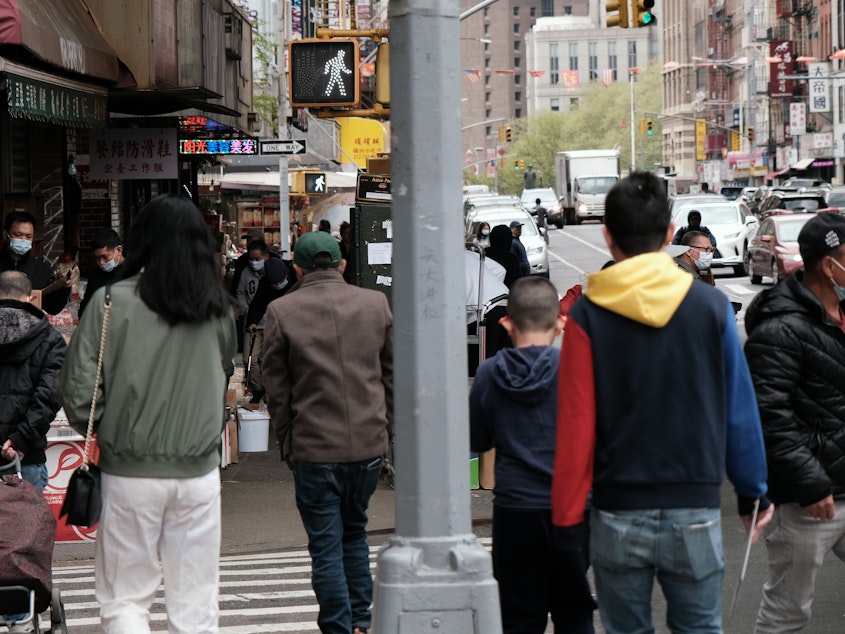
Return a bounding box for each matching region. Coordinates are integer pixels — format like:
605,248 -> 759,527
178,139 -> 257,155
790,103 -> 806,136
808,62 -> 830,113
89,129 -> 178,180
769,41 -> 794,99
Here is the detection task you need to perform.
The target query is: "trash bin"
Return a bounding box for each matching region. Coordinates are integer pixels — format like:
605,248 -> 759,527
237,408 -> 270,452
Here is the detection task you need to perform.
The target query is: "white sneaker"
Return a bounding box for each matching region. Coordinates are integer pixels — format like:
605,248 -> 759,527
7,615 -> 37,633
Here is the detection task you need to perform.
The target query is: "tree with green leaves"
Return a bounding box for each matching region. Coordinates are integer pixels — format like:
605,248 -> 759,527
486,66 -> 663,195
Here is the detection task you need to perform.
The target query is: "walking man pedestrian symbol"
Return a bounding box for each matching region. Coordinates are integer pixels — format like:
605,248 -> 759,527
323,50 -> 352,97
315,174 -> 325,192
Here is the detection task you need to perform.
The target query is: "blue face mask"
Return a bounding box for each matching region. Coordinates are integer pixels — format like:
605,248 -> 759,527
272,279 -> 289,291
99,258 -> 117,273
8,238 -> 31,256
829,257 -> 845,301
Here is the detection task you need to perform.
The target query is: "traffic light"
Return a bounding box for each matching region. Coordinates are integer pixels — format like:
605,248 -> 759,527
513,160 -> 520,171
632,0 -> 655,27
288,39 -> 360,108
639,118 -> 646,135
646,118 -> 653,135
606,0 -> 629,28
498,126 -> 507,142
518,160 -> 525,170
505,126 -> 513,143
375,42 -> 390,105
747,126 -> 755,143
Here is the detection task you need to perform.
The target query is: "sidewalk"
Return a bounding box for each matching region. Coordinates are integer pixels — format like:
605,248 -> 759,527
53,436 -> 494,562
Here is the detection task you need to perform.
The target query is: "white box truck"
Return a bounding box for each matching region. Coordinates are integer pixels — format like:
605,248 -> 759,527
555,150 -> 621,225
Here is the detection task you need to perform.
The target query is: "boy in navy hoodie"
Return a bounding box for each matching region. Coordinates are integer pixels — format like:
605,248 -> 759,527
470,276 -> 595,634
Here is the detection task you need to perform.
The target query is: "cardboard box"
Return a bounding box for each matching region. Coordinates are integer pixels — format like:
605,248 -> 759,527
227,418 -> 239,463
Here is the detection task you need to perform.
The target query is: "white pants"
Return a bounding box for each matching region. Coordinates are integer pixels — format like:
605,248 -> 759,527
755,500 -> 845,633
96,470 -> 221,634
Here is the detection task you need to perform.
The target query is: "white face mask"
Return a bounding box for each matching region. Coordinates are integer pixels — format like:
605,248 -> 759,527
8,238 -> 31,255
249,260 -> 265,272
100,258 -> 117,272
694,250 -> 713,270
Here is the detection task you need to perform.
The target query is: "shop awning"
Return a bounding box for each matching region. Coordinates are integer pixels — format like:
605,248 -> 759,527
0,56 -> 108,128
0,0 -> 119,82
790,158 -> 815,171
220,171 -> 359,192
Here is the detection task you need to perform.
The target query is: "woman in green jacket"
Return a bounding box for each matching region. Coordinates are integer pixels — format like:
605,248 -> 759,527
60,194 -> 237,633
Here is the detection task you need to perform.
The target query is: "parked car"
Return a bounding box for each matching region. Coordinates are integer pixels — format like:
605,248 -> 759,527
747,214 -> 813,284
466,206 -> 550,277
670,200 -> 758,275
719,183 -> 746,201
824,186 -> 845,210
520,187 -> 564,228
780,177 -> 829,190
464,194 -> 526,216
668,193 -> 724,217
756,191 -> 830,218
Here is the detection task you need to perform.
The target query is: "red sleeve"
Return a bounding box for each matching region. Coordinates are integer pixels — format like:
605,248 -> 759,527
552,317 -> 596,527
559,284 -> 582,317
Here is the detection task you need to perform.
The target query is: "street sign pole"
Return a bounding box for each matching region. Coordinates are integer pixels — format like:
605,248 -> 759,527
373,0 -> 502,631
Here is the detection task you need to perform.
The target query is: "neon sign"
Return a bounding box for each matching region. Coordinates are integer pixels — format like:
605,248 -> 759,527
179,139 -> 258,155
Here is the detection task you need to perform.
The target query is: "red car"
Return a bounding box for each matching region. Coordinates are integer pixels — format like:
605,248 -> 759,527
747,214 -> 812,284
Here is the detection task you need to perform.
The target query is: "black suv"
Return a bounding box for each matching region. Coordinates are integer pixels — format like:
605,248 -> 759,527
756,191 -> 829,218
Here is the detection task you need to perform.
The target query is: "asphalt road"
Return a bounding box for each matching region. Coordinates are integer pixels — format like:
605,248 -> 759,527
545,223 -> 845,632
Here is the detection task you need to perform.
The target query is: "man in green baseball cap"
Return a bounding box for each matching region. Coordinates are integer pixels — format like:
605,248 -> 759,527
262,229 -> 393,634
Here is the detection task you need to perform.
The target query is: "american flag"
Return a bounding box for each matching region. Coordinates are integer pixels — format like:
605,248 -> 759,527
598,68 -> 614,88
463,69 -> 481,83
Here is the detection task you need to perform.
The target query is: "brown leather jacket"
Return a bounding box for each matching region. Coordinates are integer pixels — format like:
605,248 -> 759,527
261,270 -> 393,463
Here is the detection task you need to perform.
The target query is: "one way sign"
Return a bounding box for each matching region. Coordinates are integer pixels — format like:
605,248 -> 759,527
260,139 -> 307,155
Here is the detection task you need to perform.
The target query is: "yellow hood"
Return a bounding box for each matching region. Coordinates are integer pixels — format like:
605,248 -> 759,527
584,252 -> 693,328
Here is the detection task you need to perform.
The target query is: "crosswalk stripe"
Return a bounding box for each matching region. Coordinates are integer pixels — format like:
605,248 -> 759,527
723,283 -> 757,295
54,537 -> 495,630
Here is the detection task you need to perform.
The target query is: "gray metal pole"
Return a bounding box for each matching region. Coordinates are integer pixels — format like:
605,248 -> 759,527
372,0 -> 502,630
630,69 -> 636,171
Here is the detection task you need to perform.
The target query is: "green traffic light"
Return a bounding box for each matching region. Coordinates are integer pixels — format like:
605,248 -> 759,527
647,128 -> 653,136
642,11 -> 653,23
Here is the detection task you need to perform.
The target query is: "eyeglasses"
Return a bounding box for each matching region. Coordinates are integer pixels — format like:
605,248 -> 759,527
688,245 -> 714,253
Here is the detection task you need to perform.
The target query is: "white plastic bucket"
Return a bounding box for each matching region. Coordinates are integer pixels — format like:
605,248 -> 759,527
237,408 -> 270,452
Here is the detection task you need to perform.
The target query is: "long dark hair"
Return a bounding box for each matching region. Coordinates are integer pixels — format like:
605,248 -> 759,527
122,194 -> 231,325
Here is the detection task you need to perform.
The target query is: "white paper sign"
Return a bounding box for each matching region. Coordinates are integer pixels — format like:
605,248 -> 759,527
367,242 -> 393,265
789,103 -> 806,136
808,62 -> 830,113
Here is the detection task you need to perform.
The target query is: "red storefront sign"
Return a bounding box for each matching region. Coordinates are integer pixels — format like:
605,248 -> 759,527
770,41 -> 794,98
44,439 -> 99,542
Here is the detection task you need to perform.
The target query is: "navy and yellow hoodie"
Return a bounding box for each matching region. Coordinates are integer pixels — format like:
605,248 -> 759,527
551,252 -> 768,528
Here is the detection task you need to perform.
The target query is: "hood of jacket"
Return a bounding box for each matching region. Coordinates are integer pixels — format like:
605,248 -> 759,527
489,345 -> 558,404
585,252 -> 693,328
745,271 -> 829,336
0,299 -> 49,364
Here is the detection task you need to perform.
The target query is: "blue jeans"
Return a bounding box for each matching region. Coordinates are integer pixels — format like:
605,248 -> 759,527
293,457 -> 383,634
590,507 -> 724,634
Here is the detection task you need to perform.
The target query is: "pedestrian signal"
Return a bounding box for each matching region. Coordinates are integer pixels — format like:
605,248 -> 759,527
288,39 -> 360,108
305,172 -> 327,194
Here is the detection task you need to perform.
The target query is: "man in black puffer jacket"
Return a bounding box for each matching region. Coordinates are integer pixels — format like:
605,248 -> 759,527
0,271 -> 66,490
745,213 -> 845,633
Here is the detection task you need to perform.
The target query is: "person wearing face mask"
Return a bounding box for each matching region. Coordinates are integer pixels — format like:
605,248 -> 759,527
674,230 -> 715,286
473,222 -> 491,249
0,211 -> 73,315
745,212 -> 845,633
78,228 -> 125,319
244,257 -> 292,404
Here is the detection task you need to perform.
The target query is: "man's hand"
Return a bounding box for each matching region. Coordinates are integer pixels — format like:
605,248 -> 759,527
803,494 -> 836,520
247,324 -> 257,334
1,440 -> 23,462
741,503 -> 775,544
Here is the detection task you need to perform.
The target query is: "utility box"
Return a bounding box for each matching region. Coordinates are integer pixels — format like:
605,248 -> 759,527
350,173 -> 392,303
